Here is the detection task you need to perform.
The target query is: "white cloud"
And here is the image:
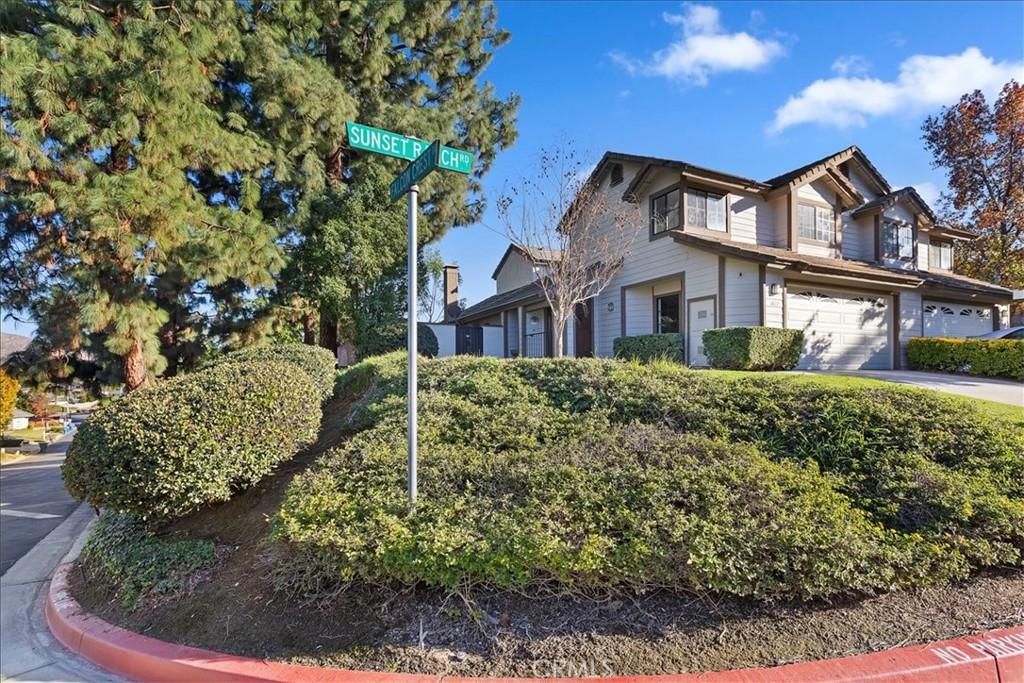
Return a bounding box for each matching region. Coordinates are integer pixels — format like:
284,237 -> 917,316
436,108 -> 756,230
770,48 -> 1024,133
616,89 -> 632,100
611,3 -> 785,86
831,55 -> 870,76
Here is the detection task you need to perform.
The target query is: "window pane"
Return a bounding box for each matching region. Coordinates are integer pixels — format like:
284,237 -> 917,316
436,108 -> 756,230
941,243 -> 951,270
665,189 -> 680,230
883,223 -> 898,258
687,189 -> 706,227
651,195 -> 665,233
815,207 -> 834,243
707,194 -> 727,231
898,226 -> 913,259
798,205 -> 816,239
657,294 -> 680,333
929,243 -> 940,268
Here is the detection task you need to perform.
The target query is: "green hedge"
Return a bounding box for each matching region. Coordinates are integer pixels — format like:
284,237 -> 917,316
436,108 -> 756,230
274,356 -> 1024,601
357,322 -> 439,359
80,511 -> 215,610
908,337 -> 1024,381
613,333 -> 684,362
64,360 -> 321,522
703,327 -> 804,370
210,343 -> 337,400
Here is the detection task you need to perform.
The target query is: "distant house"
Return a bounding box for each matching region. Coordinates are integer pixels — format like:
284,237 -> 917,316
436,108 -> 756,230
7,409 -> 31,431
453,147 -> 1012,368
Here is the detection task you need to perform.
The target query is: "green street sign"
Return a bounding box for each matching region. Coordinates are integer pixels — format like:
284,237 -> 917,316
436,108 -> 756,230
390,140 -> 439,201
346,121 -> 473,175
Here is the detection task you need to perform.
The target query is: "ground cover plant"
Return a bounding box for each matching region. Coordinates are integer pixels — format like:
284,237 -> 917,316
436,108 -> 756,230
274,354 -> 1024,602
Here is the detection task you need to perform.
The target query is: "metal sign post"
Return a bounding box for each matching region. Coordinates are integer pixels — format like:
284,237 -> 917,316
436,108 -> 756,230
406,183 -> 418,504
345,122 -> 473,508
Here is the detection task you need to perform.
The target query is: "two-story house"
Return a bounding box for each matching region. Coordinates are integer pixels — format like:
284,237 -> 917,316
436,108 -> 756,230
455,147 -> 1013,370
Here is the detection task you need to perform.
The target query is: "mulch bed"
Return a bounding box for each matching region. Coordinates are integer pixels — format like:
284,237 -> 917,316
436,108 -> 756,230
71,392 -> 1024,677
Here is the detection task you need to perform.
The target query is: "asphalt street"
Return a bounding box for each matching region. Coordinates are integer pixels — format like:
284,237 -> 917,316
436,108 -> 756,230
1,432 -> 80,576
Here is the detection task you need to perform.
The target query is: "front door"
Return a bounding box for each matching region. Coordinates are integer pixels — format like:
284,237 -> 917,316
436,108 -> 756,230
687,297 -> 716,366
574,300 -> 594,357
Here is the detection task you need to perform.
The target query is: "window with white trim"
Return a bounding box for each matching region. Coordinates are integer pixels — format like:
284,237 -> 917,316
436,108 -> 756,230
686,188 -> 727,232
929,241 -> 952,270
882,221 -> 913,261
650,188 -> 680,235
798,204 -> 835,243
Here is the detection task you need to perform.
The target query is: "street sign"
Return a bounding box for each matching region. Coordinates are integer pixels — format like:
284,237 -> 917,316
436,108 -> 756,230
389,140 -> 439,201
347,121 -> 473,175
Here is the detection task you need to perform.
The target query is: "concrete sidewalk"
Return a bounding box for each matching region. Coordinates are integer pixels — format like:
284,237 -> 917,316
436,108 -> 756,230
0,503 -> 119,682
804,370 -> 1023,408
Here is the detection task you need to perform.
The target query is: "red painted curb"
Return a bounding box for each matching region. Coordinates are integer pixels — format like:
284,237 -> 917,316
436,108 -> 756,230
48,562 -> 1023,683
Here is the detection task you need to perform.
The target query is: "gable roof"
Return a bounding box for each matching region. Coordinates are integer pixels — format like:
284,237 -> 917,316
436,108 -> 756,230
763,145 -> 891,194
595,151 -> 770,202
851,187 -> 937,223
490,244 -> 561,280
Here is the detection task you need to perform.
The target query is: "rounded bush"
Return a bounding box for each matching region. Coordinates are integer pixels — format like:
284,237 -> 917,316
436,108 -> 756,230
358,322 -> 439,359
64,360 -> 321,522
703,327 -> 803,370
210,343 -> 337,400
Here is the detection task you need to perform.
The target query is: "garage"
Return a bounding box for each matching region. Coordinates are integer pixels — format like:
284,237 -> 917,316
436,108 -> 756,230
786,286 -> 892,370
923,301 -> 993,338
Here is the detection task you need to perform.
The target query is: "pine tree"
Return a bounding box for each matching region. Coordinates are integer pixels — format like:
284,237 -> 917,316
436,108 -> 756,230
234,0 -> 518,352
2,1 -> 281,389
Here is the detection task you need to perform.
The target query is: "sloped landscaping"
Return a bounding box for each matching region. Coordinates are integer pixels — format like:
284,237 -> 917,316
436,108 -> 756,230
69,352 -> 1024,676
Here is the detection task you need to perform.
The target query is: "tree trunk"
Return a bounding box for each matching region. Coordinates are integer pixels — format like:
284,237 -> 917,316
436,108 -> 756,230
123,338 -> 150,391
552,316 -> 565,358
303,310 -> 318,345
318,306 -> 339,355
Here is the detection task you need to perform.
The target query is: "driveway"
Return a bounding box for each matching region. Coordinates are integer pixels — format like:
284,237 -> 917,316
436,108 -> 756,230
1,434 -> 80,575
808,370 -> 1023,408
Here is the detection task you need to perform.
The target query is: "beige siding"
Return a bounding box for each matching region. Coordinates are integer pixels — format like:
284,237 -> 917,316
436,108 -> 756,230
770,196 -> 789,247
724,257 -> 760,326
797,179 -> 834,205
797,241 -> 834,258
841,214 -> 874,261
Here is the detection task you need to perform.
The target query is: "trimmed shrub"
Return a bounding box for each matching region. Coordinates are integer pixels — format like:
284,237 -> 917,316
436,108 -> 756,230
80,511 -> 215,610
703,327 -> 804,370
210,343 -> 337,400
64,360 -> 321,521
274,356 -> 1024,601
613,333 -> 684,363
907,337 -> 1024,381
358,322 -> 439,359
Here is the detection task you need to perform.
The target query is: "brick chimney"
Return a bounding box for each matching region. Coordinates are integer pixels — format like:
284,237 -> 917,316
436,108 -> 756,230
442,264 -> 461,323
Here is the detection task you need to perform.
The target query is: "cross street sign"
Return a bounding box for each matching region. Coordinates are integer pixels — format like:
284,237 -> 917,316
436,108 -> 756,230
389,140 -> 439,201
347,121 -> 473,175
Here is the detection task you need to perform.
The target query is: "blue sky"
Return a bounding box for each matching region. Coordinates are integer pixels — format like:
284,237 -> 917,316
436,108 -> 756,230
439,0 -> 1024,307
3,1 -> 1021,338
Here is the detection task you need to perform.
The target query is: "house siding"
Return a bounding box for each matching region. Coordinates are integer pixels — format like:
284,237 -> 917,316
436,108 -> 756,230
495,252 -> 538,294
917,231 -> 931,271
898,290 -> 923,368
724,257 -> 760,326
764,270 -> 785,328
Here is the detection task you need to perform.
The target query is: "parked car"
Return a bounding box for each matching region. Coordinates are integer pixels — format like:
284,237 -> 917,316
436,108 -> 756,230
970,326 -> 1024,340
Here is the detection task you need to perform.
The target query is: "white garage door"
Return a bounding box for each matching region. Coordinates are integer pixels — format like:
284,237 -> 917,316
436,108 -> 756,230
923,301 -> 993,338
786,286 -> 892,370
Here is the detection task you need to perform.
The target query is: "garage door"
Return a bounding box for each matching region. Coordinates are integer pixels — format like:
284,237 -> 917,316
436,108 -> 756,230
786,286 -> 892,370
923,301 -> 993,338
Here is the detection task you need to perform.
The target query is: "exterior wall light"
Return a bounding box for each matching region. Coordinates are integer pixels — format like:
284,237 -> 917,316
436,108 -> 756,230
769,283 -> 781,296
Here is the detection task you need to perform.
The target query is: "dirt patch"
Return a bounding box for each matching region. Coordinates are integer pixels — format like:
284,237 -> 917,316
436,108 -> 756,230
71,390 -> 1024,677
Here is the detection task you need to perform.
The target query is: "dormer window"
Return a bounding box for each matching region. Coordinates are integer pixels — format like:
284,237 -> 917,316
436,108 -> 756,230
798,204 -> 835,244
609,163 -> 624,187
882,221 -> 913,261
929,240 -> 952,270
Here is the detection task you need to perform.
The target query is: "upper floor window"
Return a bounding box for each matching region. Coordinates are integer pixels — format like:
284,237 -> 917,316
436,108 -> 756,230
609,163 -> 624,187
929,241 -> 952,270
798,204 -> 835,244
882,221 -> 913,261
650,187 -> 680,235
686,188 -> 727,232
